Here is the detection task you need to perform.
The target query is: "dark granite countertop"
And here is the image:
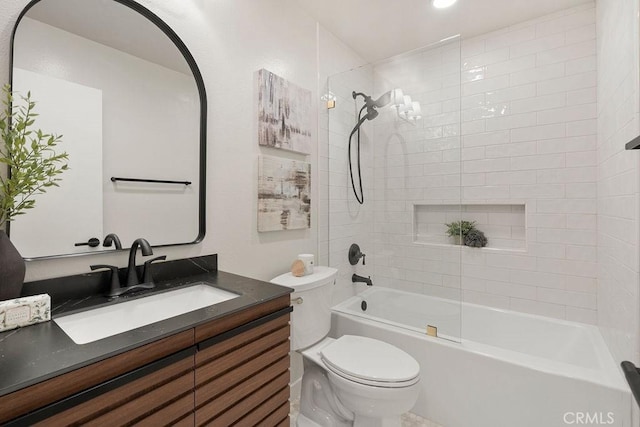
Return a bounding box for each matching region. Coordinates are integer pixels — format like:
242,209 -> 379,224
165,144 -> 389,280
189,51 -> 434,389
0,255 -> 291,398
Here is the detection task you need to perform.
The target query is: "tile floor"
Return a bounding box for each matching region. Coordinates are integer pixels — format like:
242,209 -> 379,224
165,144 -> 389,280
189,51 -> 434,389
289,399 -> 443,427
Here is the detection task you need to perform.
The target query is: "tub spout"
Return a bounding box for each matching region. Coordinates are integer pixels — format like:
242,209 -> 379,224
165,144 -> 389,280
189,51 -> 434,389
352,274 -> 373,286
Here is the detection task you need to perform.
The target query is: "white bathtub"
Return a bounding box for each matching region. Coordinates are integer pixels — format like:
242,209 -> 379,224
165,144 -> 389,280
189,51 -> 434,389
331,287 -> 631,427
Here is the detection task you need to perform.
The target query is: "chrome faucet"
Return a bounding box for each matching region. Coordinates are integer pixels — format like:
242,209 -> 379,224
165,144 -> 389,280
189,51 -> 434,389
127,238 -> 153,287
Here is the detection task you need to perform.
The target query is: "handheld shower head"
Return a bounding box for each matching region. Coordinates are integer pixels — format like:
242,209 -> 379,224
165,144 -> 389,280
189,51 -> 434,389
347,89 -> 392,205
365,108 -> 379,121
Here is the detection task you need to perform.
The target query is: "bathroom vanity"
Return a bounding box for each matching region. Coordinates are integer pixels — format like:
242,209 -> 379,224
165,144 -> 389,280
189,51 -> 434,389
0,255 -> 292,426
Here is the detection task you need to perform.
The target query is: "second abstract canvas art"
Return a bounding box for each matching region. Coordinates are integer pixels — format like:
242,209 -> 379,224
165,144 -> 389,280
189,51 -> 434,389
257,156 -> 311,232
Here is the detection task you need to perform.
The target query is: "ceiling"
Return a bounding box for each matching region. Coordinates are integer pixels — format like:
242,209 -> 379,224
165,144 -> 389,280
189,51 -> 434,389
294,0 -> 593,62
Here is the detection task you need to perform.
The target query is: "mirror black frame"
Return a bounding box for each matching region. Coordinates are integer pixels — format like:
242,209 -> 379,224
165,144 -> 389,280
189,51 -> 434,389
8,0 -> 207,260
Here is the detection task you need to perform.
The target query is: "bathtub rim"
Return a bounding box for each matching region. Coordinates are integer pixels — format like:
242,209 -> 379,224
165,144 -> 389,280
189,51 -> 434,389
332,287 -> 628,392
330,309 -> 632,427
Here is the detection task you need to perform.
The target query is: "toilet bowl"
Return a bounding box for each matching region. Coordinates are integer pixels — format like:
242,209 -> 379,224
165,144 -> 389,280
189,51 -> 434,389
271,266 -> 421,427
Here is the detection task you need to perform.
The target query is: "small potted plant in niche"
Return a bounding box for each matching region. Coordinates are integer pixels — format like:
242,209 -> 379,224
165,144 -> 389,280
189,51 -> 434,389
0,84 -> 68,300
445,220 -> 476,245
464,228 -> 488,248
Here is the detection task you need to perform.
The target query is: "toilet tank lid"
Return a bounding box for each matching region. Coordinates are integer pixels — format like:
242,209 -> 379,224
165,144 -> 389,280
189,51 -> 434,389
270,266 -> 338,291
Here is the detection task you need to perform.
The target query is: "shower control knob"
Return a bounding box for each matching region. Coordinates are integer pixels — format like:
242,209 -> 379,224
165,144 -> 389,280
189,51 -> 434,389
348,243 -> 366,266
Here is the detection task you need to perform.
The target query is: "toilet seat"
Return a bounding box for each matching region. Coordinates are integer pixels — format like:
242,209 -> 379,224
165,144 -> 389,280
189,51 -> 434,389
320,335 -> 420,388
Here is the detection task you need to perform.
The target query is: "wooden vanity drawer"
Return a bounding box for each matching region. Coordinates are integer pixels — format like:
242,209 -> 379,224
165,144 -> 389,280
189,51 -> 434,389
194,294 -> 290,342
84,372 -> 193,426
195,316 -> 290,386
248,398 -> 291,427
0,330 -> 194,425
196,370 -> 290,426
33,350 -> 195,427
130,390 -> 193,426
194,309 -> 291,426
240,389 -> 290,426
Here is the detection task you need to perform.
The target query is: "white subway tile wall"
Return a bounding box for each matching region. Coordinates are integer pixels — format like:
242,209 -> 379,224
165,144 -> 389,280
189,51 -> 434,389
325,1 -> 640,360
367,39 -> 464,309
323,66 -> 376,304
596,0 -> 640,364
367,3 -> 598,324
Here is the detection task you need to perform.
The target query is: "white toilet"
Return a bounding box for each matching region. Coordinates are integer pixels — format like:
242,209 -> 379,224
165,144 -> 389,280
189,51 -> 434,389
271,266 -> 420,427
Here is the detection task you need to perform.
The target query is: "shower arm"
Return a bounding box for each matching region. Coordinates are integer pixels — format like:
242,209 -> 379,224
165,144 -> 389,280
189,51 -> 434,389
352,90 -> 392,109
352,91 -> 370,103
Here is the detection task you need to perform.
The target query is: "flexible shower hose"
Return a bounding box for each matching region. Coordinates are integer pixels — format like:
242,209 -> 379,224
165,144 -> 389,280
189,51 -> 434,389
348,105 -> 369,205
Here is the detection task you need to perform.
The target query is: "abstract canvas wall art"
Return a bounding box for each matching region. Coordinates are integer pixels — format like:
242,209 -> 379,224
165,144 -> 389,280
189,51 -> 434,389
258,156 -> 311,232
257,69 -> 312,155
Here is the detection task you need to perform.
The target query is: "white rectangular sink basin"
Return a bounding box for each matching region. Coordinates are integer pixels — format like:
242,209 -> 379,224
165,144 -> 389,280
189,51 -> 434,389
54,284 -> 239,344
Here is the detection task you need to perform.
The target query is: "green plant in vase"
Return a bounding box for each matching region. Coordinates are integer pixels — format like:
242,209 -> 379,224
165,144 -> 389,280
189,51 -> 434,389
0,84 -> 68,300
445,220 -> 476,245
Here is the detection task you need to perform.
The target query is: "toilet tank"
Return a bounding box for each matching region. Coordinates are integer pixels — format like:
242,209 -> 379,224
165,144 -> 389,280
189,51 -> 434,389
271,266 -> 337,350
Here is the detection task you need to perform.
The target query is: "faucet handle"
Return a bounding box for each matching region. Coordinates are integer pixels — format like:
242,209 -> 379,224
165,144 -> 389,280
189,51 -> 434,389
142,256 -> 166,284
75,237 -> 100,247
348,243 -> 366,265
91,264 -> 121,297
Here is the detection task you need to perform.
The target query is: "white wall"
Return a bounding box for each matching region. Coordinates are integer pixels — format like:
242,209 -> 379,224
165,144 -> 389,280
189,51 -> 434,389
0,0 -> 361,284
596,0 -> 640,368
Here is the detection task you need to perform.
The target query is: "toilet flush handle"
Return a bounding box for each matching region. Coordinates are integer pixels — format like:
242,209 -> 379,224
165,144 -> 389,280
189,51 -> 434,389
291,297 -> 304,305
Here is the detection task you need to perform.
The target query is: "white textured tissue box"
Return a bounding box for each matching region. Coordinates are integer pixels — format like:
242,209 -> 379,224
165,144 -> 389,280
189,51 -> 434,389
0,294 -> 51,332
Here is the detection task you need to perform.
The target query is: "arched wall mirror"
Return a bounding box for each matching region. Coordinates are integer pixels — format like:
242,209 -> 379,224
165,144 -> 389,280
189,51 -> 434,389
8,0 -> 207,260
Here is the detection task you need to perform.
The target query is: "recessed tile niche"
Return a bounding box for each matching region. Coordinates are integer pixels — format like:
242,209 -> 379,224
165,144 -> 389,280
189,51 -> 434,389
413,204 -> 526,251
